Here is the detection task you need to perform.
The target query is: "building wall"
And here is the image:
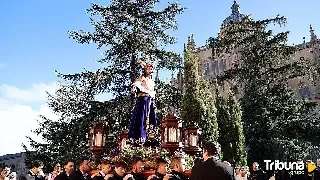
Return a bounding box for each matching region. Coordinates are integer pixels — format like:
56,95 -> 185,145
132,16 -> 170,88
171,43 -> 320,102
194,45 -> 320,99
0,153 -> 28,178
171,0 -> 320,102
289,47 -> 319,99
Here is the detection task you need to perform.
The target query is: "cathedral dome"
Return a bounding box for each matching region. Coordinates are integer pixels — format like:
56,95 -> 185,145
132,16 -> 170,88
221,0 -> 246,28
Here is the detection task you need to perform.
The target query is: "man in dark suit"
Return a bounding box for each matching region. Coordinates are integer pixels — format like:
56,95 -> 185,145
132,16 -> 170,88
55,160 -> 75,180
69,158 -> 92,180
92,158 -> 113,180
149,158 -> 171,180
189,141 -> 236,180
170,156 -> 188,180
108,160 -> 128,180
124,157 -> 146,180
313,160 -> 320,180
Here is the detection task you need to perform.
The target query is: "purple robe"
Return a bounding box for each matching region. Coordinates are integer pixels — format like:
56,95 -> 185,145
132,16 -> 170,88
128,77 -> 158,144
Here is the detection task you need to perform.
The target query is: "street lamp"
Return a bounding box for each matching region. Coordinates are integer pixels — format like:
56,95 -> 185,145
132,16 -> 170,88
88,122 -> 107,164
182,127 -> 202,156
160,113 -> 183,154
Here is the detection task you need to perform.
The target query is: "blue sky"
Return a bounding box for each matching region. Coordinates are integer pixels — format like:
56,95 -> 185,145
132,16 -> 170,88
0,0 -> 319,87
0,0 -> 319,155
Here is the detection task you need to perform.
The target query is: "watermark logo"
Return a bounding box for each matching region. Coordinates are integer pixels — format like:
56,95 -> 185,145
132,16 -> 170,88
264,160 -> 305,176
307,163 -> 317,173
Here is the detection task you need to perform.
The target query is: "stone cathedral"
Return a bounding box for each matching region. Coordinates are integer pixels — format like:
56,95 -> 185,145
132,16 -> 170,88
171,0 -> 320,102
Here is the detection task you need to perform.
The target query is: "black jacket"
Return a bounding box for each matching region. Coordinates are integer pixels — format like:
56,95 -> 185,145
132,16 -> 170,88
55,172 -> 70,180
107,172 -> 123,180
170,170 -> 188,180
314,168 -> 320,180
129,172 -> 147,180
189,158 -> 236,180
150,172 -> 165,180
69,170 -> 91,180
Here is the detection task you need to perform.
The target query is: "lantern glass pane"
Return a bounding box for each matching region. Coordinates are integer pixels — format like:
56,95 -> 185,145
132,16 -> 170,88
95,132 -> 103,147
90,133 -> 94,146
184,133 -> 188,147
197,135 -> 199,146
189,134 -> 197,146
173,128 -> 177,142
168,127 -> 177,142
164,128 -> 167,142
177,129 -> 180,142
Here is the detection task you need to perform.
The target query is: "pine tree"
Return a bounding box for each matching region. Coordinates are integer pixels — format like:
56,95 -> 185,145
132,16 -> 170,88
181,49 -> 202,127
226,91 -> 246,166
65,0 -> 185,96
215,90 -> 228,160
198,78 -> 219,142
24,0 -> 185,167
181,48 -> 218,142
215,90 -> 246,166
23,81 -> 96,171
216,15 -> 320,163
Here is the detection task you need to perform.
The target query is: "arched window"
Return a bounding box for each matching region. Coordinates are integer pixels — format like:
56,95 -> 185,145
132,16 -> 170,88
221,58 -> 227,71
212,60 -> 219,75
299,85 -> 311,99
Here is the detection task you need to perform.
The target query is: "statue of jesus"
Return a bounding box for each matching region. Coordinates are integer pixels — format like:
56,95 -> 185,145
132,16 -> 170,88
128,56 -> 158,145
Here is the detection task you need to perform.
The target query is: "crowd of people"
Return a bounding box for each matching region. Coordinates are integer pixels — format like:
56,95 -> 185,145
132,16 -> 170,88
1,141 -> 320,180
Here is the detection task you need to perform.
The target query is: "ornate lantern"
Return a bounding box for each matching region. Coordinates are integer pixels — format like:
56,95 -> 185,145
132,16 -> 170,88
88,122 -> 107,164
160,113 -> 183,154
182,127 -> 202,156
117,130 -> 128,149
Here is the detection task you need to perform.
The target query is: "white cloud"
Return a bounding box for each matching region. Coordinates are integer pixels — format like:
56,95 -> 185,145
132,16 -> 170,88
0,83 -> 59,156
0,82 -> 58,102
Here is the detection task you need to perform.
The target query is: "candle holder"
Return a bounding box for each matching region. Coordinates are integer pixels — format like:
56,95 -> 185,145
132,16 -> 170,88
88,122 -> 107,165
160,113 -> 183,154
182,127 -> 202,156
117,130 -> 128,150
